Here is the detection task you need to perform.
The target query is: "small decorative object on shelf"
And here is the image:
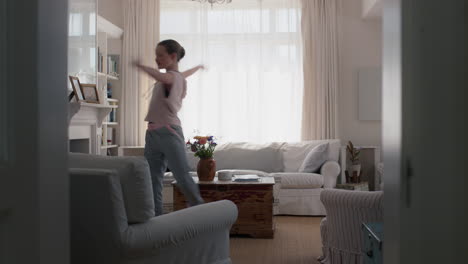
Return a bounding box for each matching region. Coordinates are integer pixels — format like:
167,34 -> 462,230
186,136 -> 217,181
98,47 -> 103,73
107,54 -> 120,78
346,141 -> 361,183
107,127 -> 114,144
107,82 -> 112,98
108,108 -> 116,122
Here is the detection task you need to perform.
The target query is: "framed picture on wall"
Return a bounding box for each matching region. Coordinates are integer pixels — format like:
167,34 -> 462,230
68,76 -> 85,102
80,83 -> 100,104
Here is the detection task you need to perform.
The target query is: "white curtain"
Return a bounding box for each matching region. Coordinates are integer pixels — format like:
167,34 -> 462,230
121,0 -> 160,146
301,0 -> 339,140
160,0 -> 303,143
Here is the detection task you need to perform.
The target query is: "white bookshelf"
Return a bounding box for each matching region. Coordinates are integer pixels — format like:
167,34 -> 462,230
97,15 -> 123,156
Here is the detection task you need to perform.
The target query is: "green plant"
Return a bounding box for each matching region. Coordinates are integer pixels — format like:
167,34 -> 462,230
346,141 -> 360,165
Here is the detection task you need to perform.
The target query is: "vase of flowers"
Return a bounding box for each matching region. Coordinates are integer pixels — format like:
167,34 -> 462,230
186,135 -> 217,181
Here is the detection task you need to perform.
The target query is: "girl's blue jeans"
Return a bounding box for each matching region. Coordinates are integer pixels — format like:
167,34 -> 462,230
144,125 -> 204,216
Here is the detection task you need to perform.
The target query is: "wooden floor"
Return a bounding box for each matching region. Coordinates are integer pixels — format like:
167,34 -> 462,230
230,216 -> 324,264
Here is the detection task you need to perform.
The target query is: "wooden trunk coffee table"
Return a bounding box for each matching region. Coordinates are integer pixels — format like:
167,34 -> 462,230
172,177 -> 275,238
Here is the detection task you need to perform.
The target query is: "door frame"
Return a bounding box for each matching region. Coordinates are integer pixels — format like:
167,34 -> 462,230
0,0 -> 69,263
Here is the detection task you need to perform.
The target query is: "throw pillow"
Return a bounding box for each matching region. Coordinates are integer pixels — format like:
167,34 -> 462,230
298,143 -> 329,173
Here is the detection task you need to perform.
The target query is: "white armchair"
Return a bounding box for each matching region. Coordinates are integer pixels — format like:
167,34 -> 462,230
318,189 -> 383,264
69,153 -> 238,264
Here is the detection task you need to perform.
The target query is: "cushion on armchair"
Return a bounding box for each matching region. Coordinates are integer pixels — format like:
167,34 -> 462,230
69,153 -> 154,223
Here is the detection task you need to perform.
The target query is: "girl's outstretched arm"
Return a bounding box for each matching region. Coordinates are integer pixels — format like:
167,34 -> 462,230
182,64 -> 205,78
133,61 -> 174,84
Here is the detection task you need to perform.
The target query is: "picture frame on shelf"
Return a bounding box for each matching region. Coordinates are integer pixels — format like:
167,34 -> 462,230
80,83 -> 100,104
68,76 -> 85,102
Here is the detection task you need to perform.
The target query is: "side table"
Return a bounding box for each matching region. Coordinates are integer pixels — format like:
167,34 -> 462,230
336,181 -> 369,191
340,146 -> 381,190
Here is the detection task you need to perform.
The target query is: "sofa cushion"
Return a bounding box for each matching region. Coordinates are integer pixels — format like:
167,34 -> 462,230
270,172 -> 324,189
281,140 -> 340,172
213,142 -> 284,173
69,153 -> 154,223
298,143 -> 329,173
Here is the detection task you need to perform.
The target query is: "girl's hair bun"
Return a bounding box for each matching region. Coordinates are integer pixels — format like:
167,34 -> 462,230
158,39 -> 185,62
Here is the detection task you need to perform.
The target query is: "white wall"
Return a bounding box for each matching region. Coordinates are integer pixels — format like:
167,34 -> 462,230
98,0 -> 123,28
337,0 -> 382,147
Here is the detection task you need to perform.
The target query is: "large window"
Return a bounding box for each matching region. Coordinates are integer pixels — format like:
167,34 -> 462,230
161,0 -> 303,143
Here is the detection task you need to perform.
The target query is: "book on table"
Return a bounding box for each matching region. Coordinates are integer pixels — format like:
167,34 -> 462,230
232,174 -> 261,182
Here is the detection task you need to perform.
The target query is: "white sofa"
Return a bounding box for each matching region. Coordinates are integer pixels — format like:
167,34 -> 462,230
69,153 -> 238,264
215,140 -> 340,215
141,139 -> 341,216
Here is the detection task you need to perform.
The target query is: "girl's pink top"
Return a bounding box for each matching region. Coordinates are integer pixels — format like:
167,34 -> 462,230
145,71 -> 187,130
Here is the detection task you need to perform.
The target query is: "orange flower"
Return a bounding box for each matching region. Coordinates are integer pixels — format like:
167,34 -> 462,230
199,138 -> 207,145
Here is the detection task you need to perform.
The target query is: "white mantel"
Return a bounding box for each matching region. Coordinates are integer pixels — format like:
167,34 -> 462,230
68,102 -> 115,154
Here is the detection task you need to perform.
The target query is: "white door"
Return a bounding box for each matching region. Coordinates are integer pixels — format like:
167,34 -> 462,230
0,0 -> 70,263
383,0 -> 468,263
